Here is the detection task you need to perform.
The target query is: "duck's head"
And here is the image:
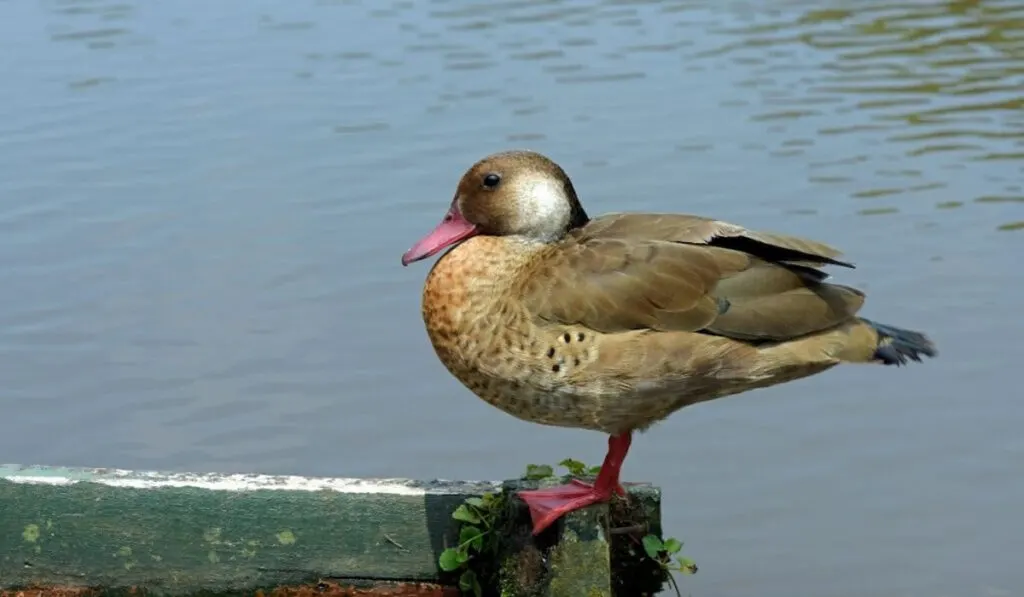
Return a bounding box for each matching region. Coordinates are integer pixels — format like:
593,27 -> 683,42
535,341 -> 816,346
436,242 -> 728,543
401,150 -> 590,266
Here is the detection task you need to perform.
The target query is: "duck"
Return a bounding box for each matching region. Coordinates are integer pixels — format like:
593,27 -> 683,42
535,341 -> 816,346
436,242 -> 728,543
401,150 -> 937,536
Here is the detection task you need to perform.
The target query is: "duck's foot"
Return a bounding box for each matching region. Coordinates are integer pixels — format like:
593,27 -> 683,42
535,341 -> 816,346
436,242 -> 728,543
519,431 -> 634,536
519,479 -> 625,535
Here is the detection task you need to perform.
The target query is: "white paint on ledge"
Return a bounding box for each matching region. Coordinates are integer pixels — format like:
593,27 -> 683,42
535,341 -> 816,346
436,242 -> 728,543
1,465 -> 502,495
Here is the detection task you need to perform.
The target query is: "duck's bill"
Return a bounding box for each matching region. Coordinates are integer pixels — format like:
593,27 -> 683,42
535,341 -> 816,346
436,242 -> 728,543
401,205 -> 479,266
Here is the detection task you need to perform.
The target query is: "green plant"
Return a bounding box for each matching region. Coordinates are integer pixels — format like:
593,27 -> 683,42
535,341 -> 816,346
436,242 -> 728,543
438,491 -> 503,597
641,534 -> 698,597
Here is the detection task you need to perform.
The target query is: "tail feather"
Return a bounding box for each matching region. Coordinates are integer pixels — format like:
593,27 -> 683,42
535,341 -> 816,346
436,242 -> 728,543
862,319 -> 938,366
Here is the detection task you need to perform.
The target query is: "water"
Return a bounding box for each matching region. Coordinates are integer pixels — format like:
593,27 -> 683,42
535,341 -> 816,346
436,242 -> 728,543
1,0 -> 1022,594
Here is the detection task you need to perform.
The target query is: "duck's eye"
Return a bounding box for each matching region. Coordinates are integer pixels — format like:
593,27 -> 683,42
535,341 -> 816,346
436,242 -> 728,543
482,173 -> 501,189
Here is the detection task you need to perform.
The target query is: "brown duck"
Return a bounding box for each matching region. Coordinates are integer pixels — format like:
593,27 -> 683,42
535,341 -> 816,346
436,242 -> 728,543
402,150 -> 937,535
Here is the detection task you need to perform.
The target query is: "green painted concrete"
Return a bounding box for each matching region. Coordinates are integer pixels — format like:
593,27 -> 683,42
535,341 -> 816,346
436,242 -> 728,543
545,505 -> 612,597
0,465 -> 662,597
0,465 -> 499,592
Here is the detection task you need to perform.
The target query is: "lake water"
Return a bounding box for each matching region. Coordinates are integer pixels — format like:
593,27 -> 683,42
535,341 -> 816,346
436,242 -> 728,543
1,0 -> 1022,595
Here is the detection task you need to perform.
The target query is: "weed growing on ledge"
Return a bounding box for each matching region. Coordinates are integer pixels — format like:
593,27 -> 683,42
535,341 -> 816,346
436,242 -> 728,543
641,534 -> 698,597
438,492 -> 500,596
437,458 -> 697,597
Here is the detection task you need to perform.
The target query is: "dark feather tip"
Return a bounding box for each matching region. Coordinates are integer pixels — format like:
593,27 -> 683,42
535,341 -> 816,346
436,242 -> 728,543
864,319 -> 938,366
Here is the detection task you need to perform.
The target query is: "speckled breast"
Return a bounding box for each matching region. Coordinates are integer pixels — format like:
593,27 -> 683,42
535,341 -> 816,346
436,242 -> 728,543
418,238 -> 615,432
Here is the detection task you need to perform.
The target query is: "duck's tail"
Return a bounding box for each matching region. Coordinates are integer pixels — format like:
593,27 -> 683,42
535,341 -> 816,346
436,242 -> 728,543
760,317 -> 938,367
859,318 -> 938,366
746,315 -> 937,371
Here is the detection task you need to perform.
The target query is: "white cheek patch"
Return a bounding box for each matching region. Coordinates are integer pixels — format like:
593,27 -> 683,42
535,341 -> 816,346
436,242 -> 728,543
518,176 -> 570,237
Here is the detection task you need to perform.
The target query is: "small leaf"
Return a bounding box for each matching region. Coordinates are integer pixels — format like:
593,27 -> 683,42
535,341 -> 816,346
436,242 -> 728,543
460,570 -> 482,597
438,548 -> 463,572
586,465 -> 602,475
641,535 -> 664,559
524,464 -> 554,480
459,526 -> 484,552
680,557 -> 698,574
458,569 -> 473,590
663,537 -> 682,554
452,504 -> 481,524
464,497 -> 486,508
459,569 -> 475,590
558,458 -> 587,476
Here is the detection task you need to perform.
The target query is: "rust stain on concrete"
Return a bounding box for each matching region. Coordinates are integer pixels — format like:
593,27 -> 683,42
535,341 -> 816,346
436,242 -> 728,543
259,580 -> 460,597
0,581 -> 459,597
0,590 -> 101,597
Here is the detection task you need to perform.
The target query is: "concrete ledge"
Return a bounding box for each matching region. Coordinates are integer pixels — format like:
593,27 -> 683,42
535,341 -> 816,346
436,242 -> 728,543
0,464 -> 664,597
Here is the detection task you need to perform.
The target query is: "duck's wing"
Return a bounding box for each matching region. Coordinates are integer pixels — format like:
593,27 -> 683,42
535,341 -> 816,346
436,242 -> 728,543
574,213 -> 854,270
521,235 -> 864,341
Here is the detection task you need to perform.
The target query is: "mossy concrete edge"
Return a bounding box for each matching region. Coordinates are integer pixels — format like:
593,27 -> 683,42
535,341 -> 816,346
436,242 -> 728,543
0,465 -> 663,597
0,464 -> 502,594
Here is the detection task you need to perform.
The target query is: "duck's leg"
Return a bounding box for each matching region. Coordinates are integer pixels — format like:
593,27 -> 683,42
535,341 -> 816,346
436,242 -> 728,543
518,432 -> 633,535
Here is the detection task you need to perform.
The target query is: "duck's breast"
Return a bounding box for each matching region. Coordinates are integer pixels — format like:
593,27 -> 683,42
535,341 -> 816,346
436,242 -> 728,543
421,237 -> 621,429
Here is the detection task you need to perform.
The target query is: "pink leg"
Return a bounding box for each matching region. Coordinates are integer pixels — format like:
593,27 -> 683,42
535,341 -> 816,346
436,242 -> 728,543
518,432 -> 633,535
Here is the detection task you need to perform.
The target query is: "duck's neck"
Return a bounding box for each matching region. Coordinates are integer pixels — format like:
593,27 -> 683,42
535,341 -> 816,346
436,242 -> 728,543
568,205 -> 589,232
423,236 -> 537,306
421,236 -> 538,370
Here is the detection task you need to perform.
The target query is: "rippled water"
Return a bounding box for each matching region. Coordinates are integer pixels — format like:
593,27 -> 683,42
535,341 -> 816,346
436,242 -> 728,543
1,0 -> 1022,595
